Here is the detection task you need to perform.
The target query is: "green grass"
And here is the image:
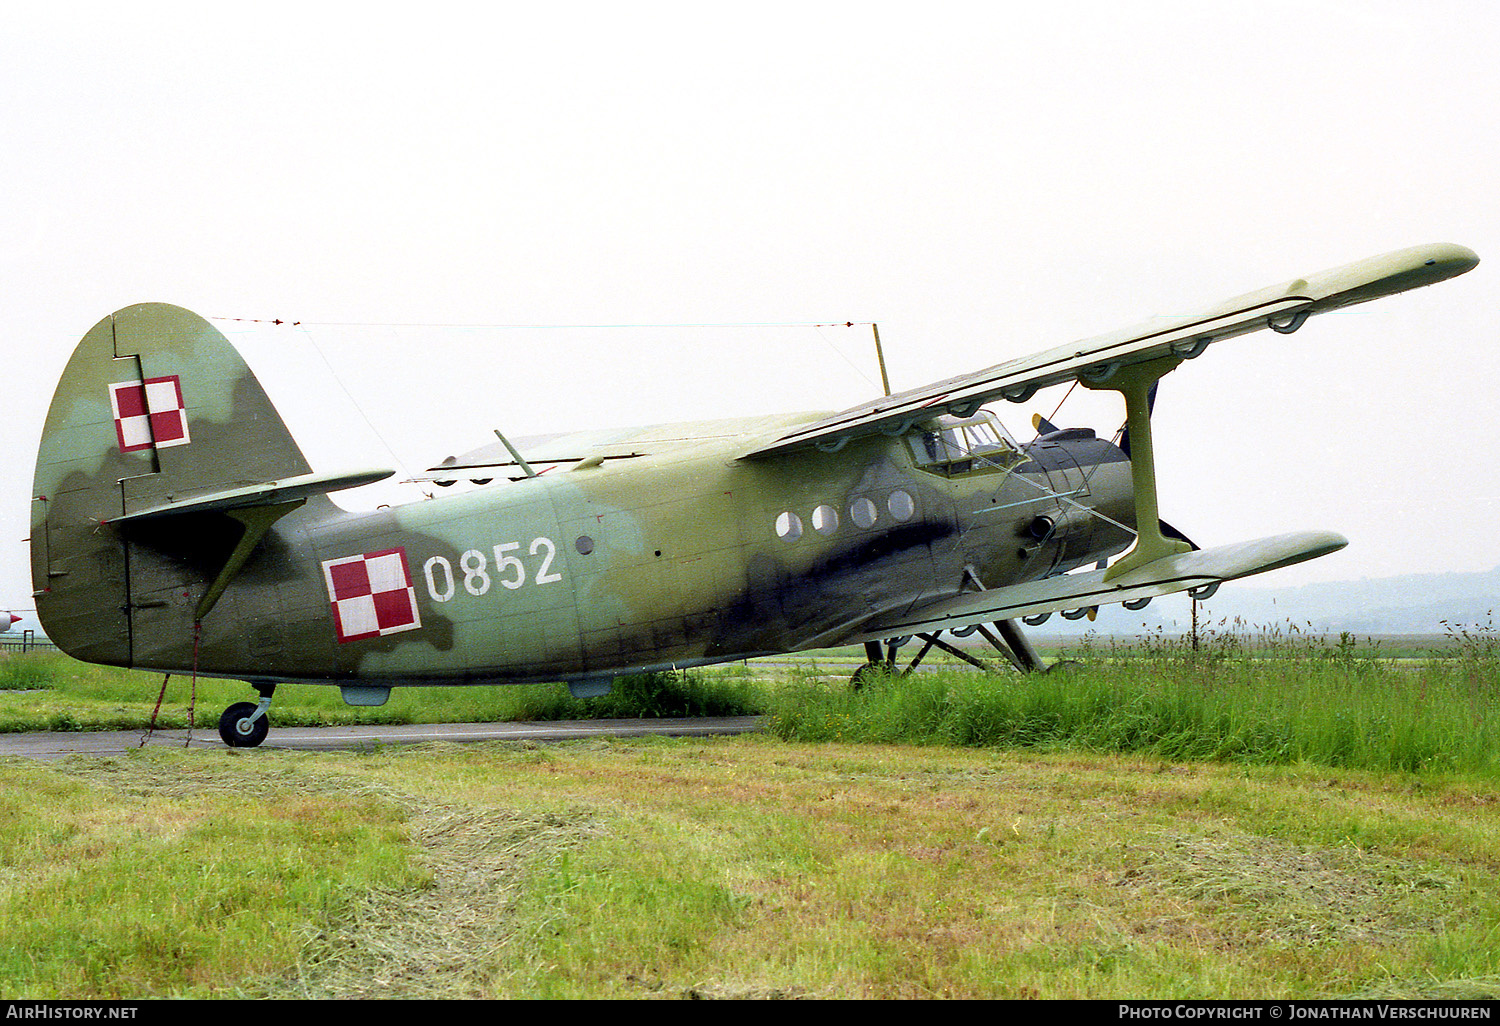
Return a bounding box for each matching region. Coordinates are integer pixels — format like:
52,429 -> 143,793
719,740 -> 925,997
766,656 -> 1500,776
4,620 -> 1500,998
0,654 -> 766,734
762,620 -> 1500,778
0,756 -> 422,997
6,739 -> 1500,998
5,619 -> 1500,784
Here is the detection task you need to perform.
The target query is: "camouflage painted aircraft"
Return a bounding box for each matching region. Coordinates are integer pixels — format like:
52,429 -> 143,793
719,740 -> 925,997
30,243 -> 1478,747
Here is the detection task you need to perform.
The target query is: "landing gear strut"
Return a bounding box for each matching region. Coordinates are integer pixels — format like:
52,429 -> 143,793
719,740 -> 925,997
218,683 -> 275,748
851,640 -> 896,688
850,617 -> 1048,685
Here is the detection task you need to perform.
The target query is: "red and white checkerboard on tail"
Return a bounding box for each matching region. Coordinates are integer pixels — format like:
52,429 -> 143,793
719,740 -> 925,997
321,548 -> 423,643
109,376 -> 191,453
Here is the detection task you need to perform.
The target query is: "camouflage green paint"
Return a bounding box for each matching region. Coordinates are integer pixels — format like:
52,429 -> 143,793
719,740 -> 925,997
31,304 -> 1138,688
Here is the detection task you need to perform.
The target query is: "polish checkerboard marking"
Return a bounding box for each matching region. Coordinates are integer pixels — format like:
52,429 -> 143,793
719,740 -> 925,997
322,548 -> 423,643
109,376 -> 190,453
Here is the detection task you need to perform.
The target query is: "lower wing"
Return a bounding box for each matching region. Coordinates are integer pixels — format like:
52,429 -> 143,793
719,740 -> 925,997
855,531 -> 1346,641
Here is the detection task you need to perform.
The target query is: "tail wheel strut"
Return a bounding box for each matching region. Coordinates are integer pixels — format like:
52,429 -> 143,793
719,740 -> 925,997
218,684 -> 275,748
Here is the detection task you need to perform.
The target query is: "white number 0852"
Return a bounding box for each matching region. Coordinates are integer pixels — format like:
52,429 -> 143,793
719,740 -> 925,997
423,538 -> 562,602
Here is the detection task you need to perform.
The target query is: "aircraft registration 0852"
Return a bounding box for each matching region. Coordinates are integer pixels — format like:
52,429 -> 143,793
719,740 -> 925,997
27,242 -> 1480,745
421,538 -> 566,602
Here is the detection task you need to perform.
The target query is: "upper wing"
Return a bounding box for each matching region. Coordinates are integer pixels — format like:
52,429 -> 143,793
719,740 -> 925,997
744,243 -> 1478,459
853,530 -> 1347,642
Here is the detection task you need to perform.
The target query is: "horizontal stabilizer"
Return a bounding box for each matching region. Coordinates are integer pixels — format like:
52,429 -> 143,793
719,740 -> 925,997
108,467 -> 393,524
857,530 -> 1347,641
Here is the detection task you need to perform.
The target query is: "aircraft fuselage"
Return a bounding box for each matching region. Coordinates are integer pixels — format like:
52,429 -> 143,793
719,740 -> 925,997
113,416 -> 1135,687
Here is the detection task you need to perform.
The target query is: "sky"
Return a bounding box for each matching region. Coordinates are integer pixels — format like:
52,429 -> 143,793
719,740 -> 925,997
2,1 -> 1497,634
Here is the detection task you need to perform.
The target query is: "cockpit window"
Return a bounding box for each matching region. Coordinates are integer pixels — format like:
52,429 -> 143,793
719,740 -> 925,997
907,411 -> 1023,477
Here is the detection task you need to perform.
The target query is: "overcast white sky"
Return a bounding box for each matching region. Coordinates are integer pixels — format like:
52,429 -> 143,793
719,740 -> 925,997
3,1 -> 1496,632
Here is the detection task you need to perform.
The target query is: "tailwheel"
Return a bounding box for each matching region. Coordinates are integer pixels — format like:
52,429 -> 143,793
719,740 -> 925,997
218,703 -> 268,748
217,684 -> 275,748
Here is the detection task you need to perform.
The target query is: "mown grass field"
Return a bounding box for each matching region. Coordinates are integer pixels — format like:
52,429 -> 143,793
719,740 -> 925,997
2,622 -> 1499,999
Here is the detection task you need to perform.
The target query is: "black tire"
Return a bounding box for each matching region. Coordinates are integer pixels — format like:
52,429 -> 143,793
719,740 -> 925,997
850,663 -> 889,689
218,702 -> 269,748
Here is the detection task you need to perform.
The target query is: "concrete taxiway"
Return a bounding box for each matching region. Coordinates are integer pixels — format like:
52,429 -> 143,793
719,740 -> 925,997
0,716 -> 766,759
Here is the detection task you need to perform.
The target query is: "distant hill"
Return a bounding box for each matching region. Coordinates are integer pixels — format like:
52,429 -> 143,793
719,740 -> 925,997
1024,565 -> 1500,638
1206,565 -> 1500,635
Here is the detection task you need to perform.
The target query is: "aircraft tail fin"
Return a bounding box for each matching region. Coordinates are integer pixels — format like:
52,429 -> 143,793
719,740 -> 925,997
31,304 -> 319,664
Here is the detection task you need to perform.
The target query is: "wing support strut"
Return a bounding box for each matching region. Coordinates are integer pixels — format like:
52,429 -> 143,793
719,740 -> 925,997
493,429 -> 538,479
963,565 -> 1047,672
1081,355 -> 1194,581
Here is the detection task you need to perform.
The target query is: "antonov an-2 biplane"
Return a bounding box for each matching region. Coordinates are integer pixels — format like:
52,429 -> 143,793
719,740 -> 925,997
30,243 -> 1478,746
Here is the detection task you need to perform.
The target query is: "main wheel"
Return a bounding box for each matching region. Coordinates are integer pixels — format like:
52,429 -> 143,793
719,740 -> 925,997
218,701 -> 269,748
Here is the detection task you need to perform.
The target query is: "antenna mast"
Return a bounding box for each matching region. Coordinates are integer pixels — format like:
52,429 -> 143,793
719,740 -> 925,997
872,323 -> 891,396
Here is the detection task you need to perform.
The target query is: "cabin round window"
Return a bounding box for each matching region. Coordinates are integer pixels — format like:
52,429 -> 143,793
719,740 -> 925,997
775,511 -> 803,542
812,504 -> 839,535
850,497 -> 877,529
575,536 -> 595,555
888,490 -> 915,522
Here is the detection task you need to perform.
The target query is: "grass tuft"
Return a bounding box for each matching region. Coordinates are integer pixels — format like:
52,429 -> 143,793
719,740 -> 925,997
766,619 -> 1500,779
